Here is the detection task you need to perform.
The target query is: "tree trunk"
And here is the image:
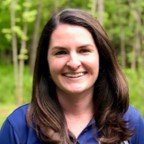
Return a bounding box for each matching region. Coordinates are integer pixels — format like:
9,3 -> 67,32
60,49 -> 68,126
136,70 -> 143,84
131,10 -> 141,70
10,0 -> 19,105
18,24 -> 28,105
128,0 -> 141,70
141,34 -> 144,68
120,30 -> 126,68
29,0 -> 43,73
141,51 -> 144,67
97,0 -> 104,25
17,0 -> 30,105
91,0 -> 97,16
53,0 -> 59,12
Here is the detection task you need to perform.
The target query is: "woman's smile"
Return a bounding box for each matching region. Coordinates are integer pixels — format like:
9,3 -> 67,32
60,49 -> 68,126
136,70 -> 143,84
62,71 -> 87,78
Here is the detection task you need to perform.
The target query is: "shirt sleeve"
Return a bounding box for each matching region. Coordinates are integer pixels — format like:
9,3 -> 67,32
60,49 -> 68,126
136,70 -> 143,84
129,108 -> 144,144
135,114 -> 144,143
0,119 -> 20,144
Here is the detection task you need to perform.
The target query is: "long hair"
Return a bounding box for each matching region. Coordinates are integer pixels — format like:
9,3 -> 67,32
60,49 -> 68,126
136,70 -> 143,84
27,9 -> 132,144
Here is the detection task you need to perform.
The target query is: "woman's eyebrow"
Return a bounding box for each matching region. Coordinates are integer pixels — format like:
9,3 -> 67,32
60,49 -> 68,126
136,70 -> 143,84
78,44 -> 94,48
50,44 -> 95,51
50,46 -> 68,51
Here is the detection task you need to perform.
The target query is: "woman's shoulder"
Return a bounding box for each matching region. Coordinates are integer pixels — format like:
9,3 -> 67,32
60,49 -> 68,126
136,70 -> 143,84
3,104 -> 30,135
124,105 -> 144,127
124,105 -> 144,142
0,104 -> 35,144
1,104 -> 41,143
124,105 -> 143,122
9,103 -> 29,115
7,103 -> 29,125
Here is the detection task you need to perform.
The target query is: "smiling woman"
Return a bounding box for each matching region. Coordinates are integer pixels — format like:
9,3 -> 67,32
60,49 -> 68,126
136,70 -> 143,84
48,24 -> 99,97
0,8 -> 144,144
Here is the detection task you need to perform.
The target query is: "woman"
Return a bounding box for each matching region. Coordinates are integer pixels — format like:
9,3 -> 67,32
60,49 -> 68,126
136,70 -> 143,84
0,8 -> 144,144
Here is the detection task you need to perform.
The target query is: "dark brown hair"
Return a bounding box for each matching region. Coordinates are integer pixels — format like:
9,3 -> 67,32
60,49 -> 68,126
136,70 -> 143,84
27,8 -> 132,144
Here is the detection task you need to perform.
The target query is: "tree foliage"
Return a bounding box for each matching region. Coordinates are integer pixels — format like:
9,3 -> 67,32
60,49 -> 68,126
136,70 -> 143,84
0,0 -> 144,104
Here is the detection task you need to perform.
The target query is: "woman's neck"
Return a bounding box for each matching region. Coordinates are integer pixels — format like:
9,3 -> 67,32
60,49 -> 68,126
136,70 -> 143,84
57,88 -> 94,117
57,88 -> 94,138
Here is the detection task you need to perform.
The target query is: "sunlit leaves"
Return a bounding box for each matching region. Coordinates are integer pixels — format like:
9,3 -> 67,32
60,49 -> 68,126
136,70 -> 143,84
13,26 -> 28,40
18,48 -> 28,60
22,10 -> 37,23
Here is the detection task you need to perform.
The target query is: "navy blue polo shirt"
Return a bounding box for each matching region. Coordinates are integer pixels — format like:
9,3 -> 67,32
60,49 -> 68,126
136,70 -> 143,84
0,104 -> 144,144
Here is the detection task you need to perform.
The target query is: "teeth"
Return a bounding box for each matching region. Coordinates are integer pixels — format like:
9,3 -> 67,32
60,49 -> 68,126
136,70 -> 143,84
64,72 -> 85,78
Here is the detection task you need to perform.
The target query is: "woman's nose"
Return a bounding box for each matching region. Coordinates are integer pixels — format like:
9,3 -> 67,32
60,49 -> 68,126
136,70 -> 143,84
66,53 -> 81,70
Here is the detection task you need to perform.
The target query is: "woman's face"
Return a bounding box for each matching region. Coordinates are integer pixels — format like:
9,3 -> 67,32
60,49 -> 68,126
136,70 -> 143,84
48,24 -> 99,96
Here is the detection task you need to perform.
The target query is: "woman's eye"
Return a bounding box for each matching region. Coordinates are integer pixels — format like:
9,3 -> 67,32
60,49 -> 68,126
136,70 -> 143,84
55,50 -> 67,55
79,49 -> 90,53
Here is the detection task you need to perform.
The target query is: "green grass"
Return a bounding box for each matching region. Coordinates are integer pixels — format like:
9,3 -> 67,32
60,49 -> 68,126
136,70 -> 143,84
0,64 -> 32,104
0,64 -> 32,127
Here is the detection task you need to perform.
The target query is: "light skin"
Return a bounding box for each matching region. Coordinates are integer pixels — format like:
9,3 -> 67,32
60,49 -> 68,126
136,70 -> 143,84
48,24 -> 99,138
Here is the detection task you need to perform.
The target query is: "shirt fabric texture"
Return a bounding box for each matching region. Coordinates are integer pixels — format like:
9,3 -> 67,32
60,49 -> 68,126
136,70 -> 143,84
0,104 -> 144,144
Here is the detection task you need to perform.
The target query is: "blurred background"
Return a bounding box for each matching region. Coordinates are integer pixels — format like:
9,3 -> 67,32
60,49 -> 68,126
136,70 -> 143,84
0,0 -> 144,127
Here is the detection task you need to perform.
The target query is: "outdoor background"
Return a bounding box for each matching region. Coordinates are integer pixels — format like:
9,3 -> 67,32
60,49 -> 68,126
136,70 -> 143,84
0,0 -> 144,127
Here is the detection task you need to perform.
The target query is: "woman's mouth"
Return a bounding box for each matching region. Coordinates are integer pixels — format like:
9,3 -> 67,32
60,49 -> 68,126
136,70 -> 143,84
62,72 -> 87,78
